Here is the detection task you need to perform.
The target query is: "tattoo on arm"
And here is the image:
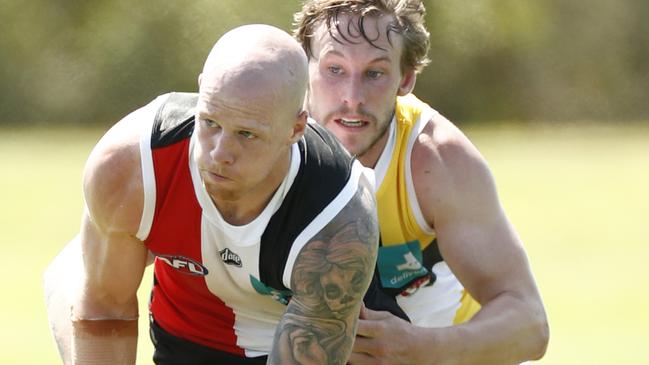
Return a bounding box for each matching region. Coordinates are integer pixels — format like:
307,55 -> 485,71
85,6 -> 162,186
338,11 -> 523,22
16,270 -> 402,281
269,187 -> 379,365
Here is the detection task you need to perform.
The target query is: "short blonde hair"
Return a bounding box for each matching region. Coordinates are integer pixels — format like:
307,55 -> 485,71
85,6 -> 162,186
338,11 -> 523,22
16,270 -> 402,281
293,0 -> 430,73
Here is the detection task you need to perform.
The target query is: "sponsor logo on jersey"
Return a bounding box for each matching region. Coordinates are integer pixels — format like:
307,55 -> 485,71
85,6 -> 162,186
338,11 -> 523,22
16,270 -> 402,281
377,240 -> 430,291
219,248 -> 242,267
156,255 -> 209,276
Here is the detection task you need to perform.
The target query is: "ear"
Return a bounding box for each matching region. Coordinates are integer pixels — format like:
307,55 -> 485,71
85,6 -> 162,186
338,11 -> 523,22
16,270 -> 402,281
397,69 -> 417,96
288,110 -> 308,144
197,73 -> 203,88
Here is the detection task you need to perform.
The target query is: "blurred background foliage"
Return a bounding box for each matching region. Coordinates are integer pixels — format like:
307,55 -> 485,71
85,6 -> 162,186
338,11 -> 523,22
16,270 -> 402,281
2,3 -> 647,363
1,0 -> 648,126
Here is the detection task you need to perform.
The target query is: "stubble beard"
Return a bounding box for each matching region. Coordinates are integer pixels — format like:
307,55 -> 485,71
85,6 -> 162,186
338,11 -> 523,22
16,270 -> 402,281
306,91 -> 394,161
354,113 -> 393,161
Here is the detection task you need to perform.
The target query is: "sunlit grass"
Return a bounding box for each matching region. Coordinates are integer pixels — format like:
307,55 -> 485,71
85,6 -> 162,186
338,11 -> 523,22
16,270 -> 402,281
466,122 -> 649,364
0,127 -> 155,364
1,122 -> 647,364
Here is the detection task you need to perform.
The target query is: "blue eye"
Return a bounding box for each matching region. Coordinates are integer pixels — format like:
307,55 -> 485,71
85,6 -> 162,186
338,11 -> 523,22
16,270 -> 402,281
367,70 -> 384,79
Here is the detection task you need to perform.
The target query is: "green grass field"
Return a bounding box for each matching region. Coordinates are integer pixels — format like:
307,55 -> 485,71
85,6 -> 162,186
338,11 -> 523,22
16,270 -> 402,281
1,123 -> 647,364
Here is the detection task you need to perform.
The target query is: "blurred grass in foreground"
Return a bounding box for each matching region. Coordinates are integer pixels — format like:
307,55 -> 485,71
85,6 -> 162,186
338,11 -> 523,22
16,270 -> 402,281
0,122 -> 647,364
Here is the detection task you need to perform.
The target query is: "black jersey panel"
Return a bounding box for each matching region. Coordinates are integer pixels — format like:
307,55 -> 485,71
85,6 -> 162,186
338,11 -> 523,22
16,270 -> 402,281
259,123 -> 355,291
150,319 -> 267,365
363,268 -> 411,322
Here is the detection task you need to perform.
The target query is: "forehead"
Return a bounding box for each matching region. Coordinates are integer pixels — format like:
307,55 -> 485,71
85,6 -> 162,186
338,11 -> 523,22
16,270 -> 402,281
310,13 -> 404,59
196,87 -> 274,133
198,55 -> 303,129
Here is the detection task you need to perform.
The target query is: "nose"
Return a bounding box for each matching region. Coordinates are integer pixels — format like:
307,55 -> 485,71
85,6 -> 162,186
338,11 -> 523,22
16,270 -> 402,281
342,74 -> 365,110
209,131 -> 236,165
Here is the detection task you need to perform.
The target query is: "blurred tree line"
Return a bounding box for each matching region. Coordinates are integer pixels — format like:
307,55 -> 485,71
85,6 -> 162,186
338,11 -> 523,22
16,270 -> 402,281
1,0 -> 647,126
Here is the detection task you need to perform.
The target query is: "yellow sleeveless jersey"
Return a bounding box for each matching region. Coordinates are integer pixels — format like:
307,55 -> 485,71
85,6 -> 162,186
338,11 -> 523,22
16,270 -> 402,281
373,94 -> 480,326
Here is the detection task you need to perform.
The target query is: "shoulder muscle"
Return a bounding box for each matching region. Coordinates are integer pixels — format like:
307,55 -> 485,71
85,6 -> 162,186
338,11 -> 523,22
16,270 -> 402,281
411,113 -> 500,227
83,107 -> 150,236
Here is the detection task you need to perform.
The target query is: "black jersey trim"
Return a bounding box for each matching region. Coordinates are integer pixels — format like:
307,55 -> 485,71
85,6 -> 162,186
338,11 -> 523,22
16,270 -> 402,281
151,92 -> 197,149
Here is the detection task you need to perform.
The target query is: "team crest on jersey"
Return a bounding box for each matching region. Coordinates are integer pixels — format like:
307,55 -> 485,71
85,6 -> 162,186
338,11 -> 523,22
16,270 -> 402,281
250,275 -> 292,305
219,248 -> 242,267
156,255 -> 209,276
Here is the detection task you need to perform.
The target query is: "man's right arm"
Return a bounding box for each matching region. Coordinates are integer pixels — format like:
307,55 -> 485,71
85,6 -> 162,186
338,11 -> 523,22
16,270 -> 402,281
269,177 -> 380,365
44,114 -> 149,364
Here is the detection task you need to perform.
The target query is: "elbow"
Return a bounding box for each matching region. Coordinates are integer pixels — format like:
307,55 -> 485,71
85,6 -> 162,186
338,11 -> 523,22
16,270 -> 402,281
508,292 -> 550,362
528,307 -> 550,360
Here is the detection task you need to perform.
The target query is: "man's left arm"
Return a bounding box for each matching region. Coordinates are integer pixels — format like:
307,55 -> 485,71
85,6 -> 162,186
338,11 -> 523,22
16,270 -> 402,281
351,117 -> 549,365
423,118 -> 549,365
268,183 -> 379,365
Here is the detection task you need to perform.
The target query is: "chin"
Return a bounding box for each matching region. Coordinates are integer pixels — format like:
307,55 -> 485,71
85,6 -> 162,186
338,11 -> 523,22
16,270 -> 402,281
342,140 -> 367,156
205,185 -> 241,202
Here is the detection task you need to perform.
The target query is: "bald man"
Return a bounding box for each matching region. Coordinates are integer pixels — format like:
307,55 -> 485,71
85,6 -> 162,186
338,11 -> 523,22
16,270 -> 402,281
44,24 -> 379,365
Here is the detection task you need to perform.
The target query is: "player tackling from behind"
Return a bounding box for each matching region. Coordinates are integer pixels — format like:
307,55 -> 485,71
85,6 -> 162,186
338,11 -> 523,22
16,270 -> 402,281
294,0 -> 550,364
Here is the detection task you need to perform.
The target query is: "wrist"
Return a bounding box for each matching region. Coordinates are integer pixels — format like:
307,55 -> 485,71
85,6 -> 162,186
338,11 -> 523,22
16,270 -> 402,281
414,325 -> 464,365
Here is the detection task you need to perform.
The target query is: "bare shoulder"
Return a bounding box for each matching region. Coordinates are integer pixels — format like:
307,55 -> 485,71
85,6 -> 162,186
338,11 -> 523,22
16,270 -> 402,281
83,105 -> 152,235
412,113 -> 491,185
411,113 -> 499,225
269,179 -> 379,364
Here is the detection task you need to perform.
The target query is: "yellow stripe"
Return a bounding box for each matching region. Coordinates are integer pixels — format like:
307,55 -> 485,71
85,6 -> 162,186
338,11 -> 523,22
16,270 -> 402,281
377,94 -> 480,322
453,290 -> 481,324
376,94 -> 434,247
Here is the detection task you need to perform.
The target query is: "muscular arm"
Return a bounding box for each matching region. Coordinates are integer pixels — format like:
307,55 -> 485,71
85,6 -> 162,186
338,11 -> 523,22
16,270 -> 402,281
268,181 -> 379,365
44,113 -> 149,364
410,116 -> 549,364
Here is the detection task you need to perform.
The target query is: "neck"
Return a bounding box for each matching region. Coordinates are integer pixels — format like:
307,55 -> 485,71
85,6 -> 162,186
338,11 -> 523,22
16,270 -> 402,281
212,199 -> 265,226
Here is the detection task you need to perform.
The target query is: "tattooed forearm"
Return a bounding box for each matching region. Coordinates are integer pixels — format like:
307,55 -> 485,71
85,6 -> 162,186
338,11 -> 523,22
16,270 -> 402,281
269,186 -> 379,365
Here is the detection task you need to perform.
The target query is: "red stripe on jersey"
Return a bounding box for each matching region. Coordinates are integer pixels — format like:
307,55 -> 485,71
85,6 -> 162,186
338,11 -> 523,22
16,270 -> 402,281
145,139 -> 244,356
